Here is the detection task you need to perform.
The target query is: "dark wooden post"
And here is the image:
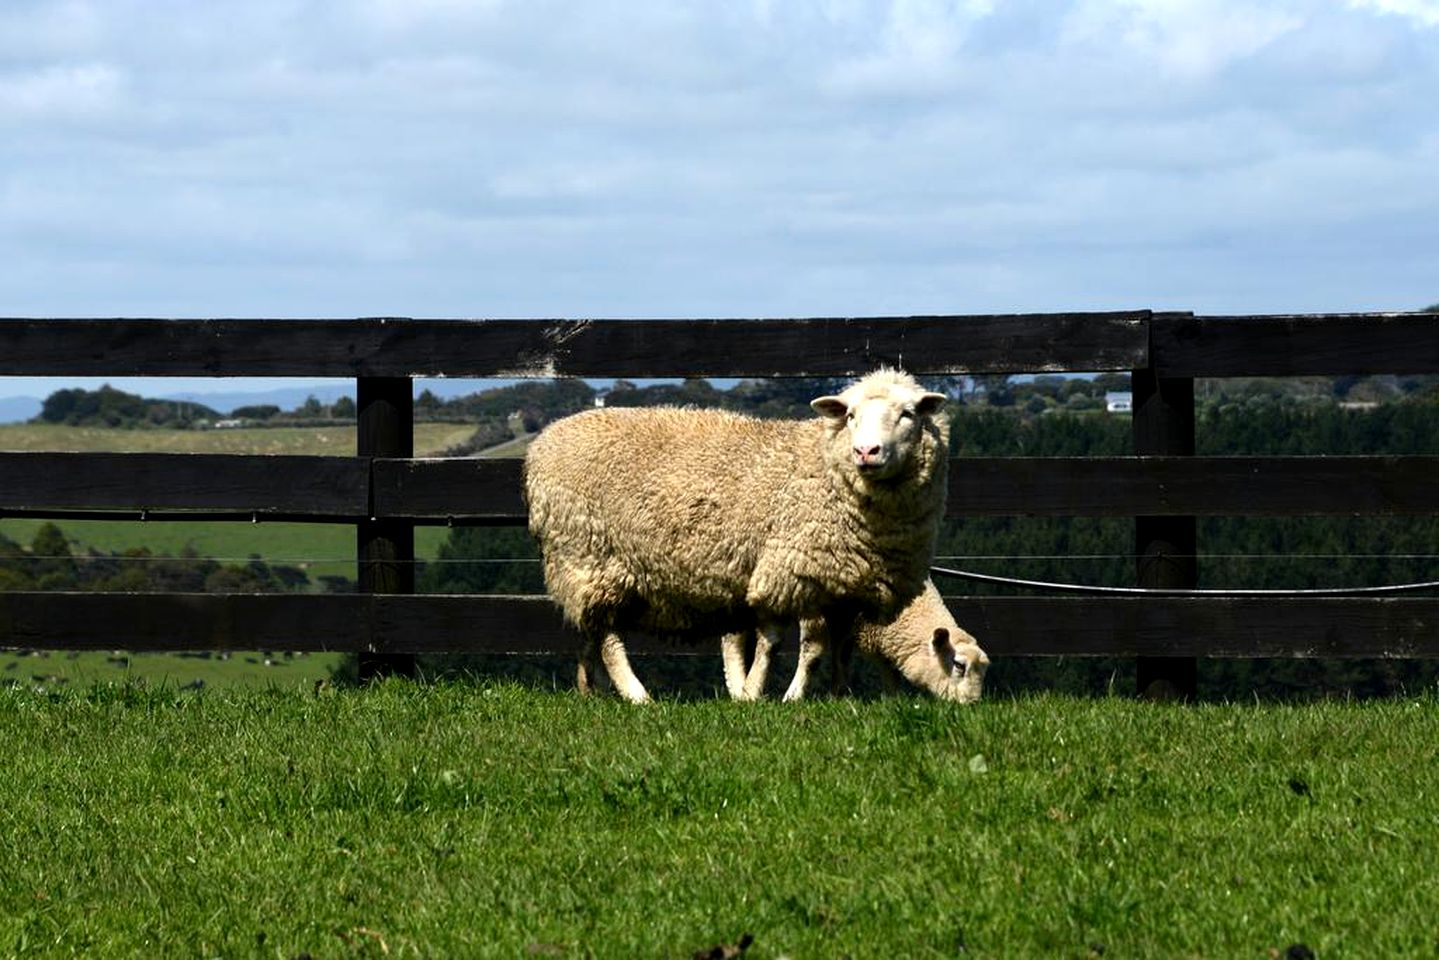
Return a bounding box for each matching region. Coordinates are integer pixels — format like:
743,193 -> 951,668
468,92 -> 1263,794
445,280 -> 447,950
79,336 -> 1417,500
357,376 -> 417,681
1132,363 -> 1198,700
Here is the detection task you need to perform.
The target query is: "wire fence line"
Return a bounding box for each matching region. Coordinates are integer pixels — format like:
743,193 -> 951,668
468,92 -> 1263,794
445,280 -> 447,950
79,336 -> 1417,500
928,564 -> 1439,597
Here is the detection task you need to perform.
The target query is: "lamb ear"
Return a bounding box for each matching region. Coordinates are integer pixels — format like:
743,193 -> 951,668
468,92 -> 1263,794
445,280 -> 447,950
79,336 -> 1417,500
916,392 -> 946,416
811,396 -> 848,419
933,628 -> 965,677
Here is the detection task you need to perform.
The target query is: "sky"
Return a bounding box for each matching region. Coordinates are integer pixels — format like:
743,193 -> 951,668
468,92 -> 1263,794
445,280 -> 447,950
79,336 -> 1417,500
2,0 -> 1438,401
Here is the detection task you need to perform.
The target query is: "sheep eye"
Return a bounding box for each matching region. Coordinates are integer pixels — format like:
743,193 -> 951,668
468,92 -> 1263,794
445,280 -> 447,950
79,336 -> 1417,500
899,409 -> 914,420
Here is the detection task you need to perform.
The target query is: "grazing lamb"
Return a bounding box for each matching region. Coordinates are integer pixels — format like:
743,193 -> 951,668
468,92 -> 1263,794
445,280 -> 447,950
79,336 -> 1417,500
524,368 -> 949,703
719,580 -> 989,703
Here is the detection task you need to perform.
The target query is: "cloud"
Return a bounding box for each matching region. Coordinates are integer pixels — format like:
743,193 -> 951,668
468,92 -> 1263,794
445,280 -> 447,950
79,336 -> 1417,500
821,0 -> 998,96
1061,0 -> 1305,80
0,62 -> 123,118
1348,0 -> 1439,27
0,0 -> 104,63
0,0 -> 1436,320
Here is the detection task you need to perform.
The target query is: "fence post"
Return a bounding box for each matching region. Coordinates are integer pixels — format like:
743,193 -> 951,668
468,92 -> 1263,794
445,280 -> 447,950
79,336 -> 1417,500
1132,360 -> 1198,699
357,375 -> 417,681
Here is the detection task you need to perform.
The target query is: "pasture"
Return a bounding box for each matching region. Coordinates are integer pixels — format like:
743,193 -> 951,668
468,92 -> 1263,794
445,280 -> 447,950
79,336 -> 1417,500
4,681 -> 1437,957
0,516 -> 450,586
0,421 -> 467,689
0,419 -> 464,591
0,421 -> 478,456
10,314 -> 1439,698
1,647 -> 339,692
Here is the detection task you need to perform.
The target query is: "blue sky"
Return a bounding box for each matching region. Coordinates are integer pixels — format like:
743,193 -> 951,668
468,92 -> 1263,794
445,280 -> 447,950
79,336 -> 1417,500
2,0 -> 1438,402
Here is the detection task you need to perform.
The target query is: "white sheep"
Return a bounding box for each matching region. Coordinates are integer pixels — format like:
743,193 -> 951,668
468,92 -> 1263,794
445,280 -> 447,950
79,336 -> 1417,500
523,368 -> 949,702
719,580 -> 989,703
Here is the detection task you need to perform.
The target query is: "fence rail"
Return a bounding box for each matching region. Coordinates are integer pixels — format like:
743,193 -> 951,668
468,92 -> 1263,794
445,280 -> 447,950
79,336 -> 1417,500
2,593 -> 1435,660
7,453 -> 1439,520
0,313 -> 1150,378
4,310 -> 1439,695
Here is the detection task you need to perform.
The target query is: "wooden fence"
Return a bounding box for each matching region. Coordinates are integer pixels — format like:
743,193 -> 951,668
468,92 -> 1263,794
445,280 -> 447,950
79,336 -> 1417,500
3,311 -> 1439,696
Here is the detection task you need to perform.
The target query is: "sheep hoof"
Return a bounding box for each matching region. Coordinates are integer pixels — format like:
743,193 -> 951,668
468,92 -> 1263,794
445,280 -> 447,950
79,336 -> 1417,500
619,687 -> 652,705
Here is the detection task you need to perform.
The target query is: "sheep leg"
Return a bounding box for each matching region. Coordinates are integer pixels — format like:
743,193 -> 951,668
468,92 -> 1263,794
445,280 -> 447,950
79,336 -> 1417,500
598,630 -> 651,704
782,616 -> 830,702
825,607 -> 860,696
720,630 -> 750,700
739,621 -> 785,701
576,634 -> 607,696
576,654 -> 596,695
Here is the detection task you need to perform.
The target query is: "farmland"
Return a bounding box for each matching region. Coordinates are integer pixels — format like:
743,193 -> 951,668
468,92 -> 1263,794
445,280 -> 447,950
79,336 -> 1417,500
0,421 -> 473,689
3,648 -> 338,692
0,420 -> 484,578
5,350 -> 1439,954
4,682 -> 1437,957
0,421 -> 478,455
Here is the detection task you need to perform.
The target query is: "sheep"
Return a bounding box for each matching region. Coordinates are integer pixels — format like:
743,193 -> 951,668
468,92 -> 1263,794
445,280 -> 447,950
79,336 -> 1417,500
719,579 -> 989,703
523,368 -> 949,703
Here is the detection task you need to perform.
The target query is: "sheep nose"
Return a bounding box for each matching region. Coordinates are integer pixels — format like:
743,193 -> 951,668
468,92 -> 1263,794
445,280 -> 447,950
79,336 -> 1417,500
854,444 -> 882,462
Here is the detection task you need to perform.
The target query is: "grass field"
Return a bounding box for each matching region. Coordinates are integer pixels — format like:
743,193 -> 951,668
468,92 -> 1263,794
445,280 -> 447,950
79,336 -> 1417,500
0,516 -> 444,691
0,419 -> 464,581
474,430 -> 535,459
2,648 -> 342,692
1,422 -> 467,688
0,514 -> 445,693
3,683 -> 1437,958
0,421 -> 477,455
0,517 -> 450,584
0,420 -> 472,580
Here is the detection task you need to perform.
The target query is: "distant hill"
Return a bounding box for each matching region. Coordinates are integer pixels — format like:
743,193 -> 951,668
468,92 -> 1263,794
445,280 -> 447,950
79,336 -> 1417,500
165,384 -> 355,416
165,379 -> 540,415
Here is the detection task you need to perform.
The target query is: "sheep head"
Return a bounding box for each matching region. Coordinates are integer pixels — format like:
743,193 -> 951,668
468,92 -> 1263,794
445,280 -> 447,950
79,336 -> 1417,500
812,369 -> 947,483
928,627 -> 989,703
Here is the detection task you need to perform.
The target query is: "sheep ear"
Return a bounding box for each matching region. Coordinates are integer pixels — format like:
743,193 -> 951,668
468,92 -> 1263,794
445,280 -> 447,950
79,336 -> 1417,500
811,396 -> 848,419
933,628 -> 965,678
916,392 -> 946,416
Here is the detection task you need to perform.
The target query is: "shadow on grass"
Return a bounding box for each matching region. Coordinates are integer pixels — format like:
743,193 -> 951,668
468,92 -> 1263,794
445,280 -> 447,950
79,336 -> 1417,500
332,651 -> 1439,703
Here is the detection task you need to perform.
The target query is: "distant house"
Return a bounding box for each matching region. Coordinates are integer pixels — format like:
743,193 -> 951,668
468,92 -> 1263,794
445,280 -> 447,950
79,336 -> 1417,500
1105,391 -> 1132,414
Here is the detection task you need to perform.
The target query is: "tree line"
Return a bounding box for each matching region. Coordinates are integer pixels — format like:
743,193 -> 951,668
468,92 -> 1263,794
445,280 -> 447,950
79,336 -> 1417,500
0,522 -> 330,595
34,386 -> 357,428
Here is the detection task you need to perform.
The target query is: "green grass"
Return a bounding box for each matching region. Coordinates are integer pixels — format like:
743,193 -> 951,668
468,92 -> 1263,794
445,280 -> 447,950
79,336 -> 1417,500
0,418 -> 468,582
475,430 -> 535,458
0,514 -> 447,690
1,422 -> 463,688
0,421 -> 477,455
2,648 -> 341,692
0,517 -> 449,584
0,517 -> 443,693
3,684 -> 1437,957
